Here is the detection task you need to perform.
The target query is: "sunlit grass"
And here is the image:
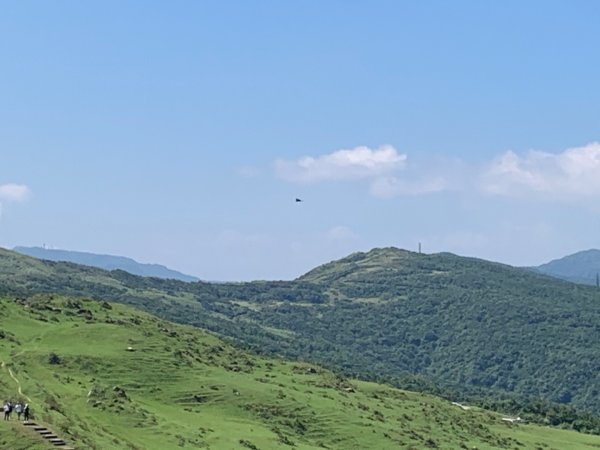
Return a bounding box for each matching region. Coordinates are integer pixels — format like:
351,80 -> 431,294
1,295 -> 600,449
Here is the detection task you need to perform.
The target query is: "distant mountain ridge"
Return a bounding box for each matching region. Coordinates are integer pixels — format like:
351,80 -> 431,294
535,249 -> 600,285
13,246 -> 199,282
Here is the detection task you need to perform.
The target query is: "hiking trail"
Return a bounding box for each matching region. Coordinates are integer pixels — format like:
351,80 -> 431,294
1,360 -> 31,402
2,359 -> 74,448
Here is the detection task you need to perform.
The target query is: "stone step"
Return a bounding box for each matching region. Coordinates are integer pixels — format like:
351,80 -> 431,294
21,420 -> 73,448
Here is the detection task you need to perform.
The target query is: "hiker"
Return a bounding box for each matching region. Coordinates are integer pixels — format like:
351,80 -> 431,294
23,403 -> 30,421
3,401 -> 11,421
15,402 -> 23,421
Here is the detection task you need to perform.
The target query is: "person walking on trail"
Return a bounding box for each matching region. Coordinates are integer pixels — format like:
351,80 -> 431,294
3,401 -> 11,421
23,403 -> 30,422
15,402 -> 23,421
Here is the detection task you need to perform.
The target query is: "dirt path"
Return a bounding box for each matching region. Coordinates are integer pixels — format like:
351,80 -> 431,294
451,401 -> 471,411
2,359 -> 73,447
1,360 -> 32,402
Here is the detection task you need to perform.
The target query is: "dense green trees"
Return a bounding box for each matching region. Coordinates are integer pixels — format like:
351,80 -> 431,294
2,246 -> 600,422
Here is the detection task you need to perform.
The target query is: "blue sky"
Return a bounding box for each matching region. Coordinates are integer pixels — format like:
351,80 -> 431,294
2,1 -> 600,280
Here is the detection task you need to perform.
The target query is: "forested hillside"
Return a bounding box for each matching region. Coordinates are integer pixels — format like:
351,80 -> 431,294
6,295 -> 600,449
1,247 -> 600,416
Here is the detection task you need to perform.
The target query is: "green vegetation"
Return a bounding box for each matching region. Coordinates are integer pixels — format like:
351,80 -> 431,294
0,420 -> 54,450
13,246 -> 199,282
2,246 -> 600,418
2,294 -> 600,449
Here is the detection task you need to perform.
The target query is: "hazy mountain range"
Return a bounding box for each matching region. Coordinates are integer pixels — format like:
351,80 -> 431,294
534,249 -> 600,286
13,246 -> 200,282
14,245 -> 600,287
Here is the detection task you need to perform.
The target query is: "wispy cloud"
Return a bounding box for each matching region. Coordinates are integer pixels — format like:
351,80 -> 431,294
0,183 -> 31,202
275,145 -> 406,183
481,142 -> 600,198
0,183 -> 31,220
274,144 -> 448,198
369,175 -> 448,198
274,142 -> 600,201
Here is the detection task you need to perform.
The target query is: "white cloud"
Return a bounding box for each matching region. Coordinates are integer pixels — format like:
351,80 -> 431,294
275,145 -> 406,183
370,176 -> 448,198
482,142 -> 600,198
0,184 -> 31,202
274,141 -> 600,201
0,183 -> 30,221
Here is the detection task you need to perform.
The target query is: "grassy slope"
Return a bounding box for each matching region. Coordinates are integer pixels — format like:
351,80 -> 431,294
0,421 -> 55,450
13,246 -> 199,282
1,296 -> 599,449
3,247 -> 600,414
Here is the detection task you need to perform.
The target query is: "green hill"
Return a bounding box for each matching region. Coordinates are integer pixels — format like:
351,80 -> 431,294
2,247 -> 600,416
2,294 -> 600,450
13,246 -> 200,282
535,249 -> 600,285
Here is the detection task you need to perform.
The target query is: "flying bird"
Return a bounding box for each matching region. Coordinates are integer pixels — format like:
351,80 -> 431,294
295,198 -> 303,202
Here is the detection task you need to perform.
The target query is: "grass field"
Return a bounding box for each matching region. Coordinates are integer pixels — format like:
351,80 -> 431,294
4,247 -> 600,417
2,294 -> 600,449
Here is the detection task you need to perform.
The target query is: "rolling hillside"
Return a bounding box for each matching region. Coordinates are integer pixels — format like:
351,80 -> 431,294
2,294 -> 600,449
14,246 -> 199,282
2,247 -> 600,416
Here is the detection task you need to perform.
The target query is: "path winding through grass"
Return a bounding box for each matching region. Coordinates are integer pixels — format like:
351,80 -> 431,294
1,360 -> 32,402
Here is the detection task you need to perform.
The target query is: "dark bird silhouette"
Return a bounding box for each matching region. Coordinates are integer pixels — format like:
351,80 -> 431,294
295,198 -> 303,202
